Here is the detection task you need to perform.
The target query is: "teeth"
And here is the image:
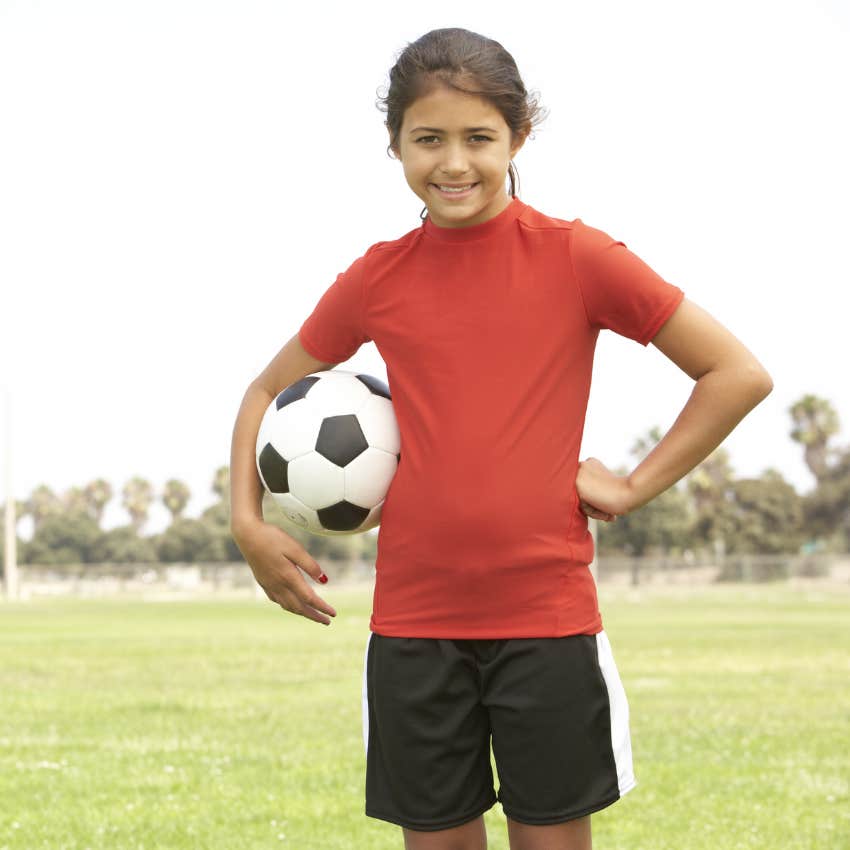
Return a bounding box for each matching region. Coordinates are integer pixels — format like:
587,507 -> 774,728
438,184 -> 474,192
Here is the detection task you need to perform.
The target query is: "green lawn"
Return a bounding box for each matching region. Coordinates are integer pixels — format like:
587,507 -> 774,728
0,584 -> 848,849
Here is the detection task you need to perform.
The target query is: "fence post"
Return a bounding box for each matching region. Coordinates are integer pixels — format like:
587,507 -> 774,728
713,536 -> 726,581
3,388 -> 19,601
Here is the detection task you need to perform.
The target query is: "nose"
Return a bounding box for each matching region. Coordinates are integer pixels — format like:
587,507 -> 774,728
439,141 -> 470,177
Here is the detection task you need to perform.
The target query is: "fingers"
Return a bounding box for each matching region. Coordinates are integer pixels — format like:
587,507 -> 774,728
277,586 -> 337,625
248,525 -> 338,624
300,589 -> 338,623
291,549 -> 329,586
579,501 -> 617,522
274,558 -> 337,625
264,524 -> 328,585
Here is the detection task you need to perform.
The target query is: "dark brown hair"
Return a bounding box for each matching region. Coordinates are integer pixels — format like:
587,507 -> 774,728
376,28 -> 547,200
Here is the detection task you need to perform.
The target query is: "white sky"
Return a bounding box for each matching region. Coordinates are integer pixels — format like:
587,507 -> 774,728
1,0 -> 848,535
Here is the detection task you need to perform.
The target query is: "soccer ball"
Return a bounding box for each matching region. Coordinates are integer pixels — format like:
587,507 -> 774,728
255,370 -> 400,536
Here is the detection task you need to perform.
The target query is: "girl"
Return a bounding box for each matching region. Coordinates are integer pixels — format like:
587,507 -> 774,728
229,28 -> 772,850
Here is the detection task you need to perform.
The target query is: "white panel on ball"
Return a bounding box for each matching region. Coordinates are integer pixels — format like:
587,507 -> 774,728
304,370 -> 371,417
344,447 -> 398,506
288,452 -> 346,509
271,492 -> 320,530
357,395 -> 400,453
268,400 -> 323,460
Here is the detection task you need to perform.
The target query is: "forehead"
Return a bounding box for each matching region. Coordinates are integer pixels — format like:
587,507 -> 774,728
401,85 -> 507,131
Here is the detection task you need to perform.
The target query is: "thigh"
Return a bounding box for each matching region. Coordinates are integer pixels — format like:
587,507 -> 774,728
484,631 -> 635,825
363,633 -> 498,832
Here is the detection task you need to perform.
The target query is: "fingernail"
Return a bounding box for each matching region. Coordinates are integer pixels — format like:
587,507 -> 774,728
318,573 -> 328,584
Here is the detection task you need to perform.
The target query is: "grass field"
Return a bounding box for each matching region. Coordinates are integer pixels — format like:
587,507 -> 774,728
1,583 -> 848,850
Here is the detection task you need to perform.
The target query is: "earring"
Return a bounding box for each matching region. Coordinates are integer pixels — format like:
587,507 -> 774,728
419,206 -> 428,221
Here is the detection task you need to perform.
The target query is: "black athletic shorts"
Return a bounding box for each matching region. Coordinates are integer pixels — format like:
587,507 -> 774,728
361,631 -> 635,832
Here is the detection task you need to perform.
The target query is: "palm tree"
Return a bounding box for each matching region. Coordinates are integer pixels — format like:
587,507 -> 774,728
63,486 -> 89,517
122,477 -> 154,533
84,479 -> 113,525
630,426 -> 664,463
26,485 -> 63,532
686,448 -> 736,553
162,479 -> 191,523
789,394 -> 840,482
212,466 -> 229,505
687,447 -> 734,513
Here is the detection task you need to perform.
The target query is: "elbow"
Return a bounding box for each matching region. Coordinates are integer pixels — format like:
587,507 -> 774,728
742,361 -> 774,405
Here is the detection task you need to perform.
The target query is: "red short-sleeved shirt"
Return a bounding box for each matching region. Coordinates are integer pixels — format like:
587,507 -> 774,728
298,198 -> 684,638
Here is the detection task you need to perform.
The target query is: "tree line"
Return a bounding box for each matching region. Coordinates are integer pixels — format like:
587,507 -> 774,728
0,466 -> 375,569
600,393 -> 847,556
1,394 -> 847,570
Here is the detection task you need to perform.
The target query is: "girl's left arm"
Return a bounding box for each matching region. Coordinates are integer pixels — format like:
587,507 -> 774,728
576,297 -> 774,521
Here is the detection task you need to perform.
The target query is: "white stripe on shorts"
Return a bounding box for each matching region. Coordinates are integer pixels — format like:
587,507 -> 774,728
362,632 -> 373,756
595,630 -> 637,797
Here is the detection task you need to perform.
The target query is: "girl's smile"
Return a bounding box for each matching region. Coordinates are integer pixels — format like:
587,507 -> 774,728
430,181 -> 479,200
391,85 -> 526,228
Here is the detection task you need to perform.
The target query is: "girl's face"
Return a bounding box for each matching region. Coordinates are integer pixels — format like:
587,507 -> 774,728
392,85 -> 526,228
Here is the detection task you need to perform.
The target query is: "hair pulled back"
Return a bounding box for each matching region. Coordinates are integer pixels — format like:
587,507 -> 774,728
376,28 -> 547,199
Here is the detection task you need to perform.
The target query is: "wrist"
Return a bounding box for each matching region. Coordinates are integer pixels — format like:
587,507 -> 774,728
230,512 -> 264,540
623,473 -> 651,513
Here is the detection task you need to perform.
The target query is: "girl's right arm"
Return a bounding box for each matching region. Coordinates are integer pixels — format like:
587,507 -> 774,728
230,333 -> 339,625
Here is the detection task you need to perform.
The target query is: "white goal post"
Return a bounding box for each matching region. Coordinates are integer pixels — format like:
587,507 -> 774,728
3,387 -> 18,600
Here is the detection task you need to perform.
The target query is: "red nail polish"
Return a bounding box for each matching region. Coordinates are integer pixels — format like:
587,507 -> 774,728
319,573 -> 328,584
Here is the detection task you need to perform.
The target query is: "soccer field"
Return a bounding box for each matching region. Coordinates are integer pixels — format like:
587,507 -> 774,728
1,584 -> 848,849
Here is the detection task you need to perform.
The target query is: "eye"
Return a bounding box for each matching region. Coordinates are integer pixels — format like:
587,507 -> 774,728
413,134 -> 494,145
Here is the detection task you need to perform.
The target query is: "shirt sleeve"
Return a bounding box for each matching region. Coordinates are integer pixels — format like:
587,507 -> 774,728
569,218 -> 685,345
298,250 -> 373,364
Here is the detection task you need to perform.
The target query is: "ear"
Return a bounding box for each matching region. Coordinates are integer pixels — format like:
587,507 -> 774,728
387,125 -> 401,161
510,127 -> 529,159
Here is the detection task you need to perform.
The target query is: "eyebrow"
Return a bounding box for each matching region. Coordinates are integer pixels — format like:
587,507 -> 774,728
408,126 -> 499,135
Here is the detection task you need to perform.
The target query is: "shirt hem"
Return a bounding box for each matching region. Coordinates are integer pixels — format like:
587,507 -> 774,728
367,616 -> 604,640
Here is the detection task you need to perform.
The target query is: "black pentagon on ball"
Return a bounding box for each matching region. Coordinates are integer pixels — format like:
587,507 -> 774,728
275,375 -> 321,410
317,500 -> 370,532
258,442 -> 289,493
316,414 -> 368,466
356,373 -> 391,400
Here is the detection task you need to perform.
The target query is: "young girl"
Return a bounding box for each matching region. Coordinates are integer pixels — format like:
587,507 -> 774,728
230,28 -> 772,850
